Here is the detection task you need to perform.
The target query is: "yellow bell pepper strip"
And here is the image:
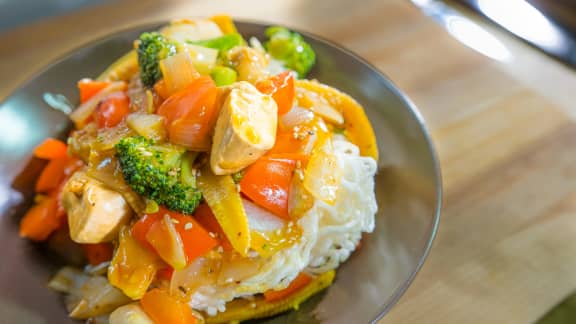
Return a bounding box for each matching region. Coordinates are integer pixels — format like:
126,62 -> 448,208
205,270 -> 335,323
295,80 -> 379,160
197,165 -> 251,256
97,50 -> 138,82
108,227 -> 164,299
210,15 -> 238,34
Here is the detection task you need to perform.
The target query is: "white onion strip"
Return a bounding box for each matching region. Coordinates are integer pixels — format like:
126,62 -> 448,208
70,81 -> 126,127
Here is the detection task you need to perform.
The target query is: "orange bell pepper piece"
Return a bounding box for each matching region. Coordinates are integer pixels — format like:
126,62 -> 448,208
240,157 -> 297,219
256,71 -> 294,115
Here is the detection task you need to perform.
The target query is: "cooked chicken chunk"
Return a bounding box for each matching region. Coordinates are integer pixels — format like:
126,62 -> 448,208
227,46 -> 270,84
161,19 -> 223,43
210,81 -> 278,175
62,170 -> 131,243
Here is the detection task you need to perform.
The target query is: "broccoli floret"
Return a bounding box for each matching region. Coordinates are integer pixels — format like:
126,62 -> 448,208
115,136 -> 201,214
137,32 -> 177,87
264,26 -> 316,78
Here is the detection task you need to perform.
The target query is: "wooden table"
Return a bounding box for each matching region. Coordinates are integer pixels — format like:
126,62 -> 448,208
2,0 -> 576,322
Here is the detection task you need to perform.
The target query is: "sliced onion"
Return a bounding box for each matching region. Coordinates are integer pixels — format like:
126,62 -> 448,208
183,44 -> 218,75
303,137 -> 341,205
160,52 -> 200,96
146,214 -> 187,270
70,82 -> 126,128
126,113 -> 167,141
48,267 -> 89,294
296,87 -> 344,126
67,276 -> 131,319
288,169 -> 314,219
280,106 -> 314,129
169,117 -> 211,151
170,257 -> 219,299
242,198 -> 285,233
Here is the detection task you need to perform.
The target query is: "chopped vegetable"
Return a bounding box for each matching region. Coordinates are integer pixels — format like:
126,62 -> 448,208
303,137 -> 341,205
161,19 -> 222,43
157,76 -> 218,151
33,138 -> 68,160
189,33 -> 244,57
295,80 -> 378,160
182,44 -> 219,75
126,113 -> 167,141
109,303 -> 155,324
296,86 -> 343,125
146,213 -> 187,270
288,169 -> 314,219
70,82 -> 127,128
82,243 -> 114,266
240,157 -> 297,219
140,289 -> 198,324
256,71 -> 295,115
108,227 -> 163,299
210,81 -> 278,175
264,272 -> 312,302
67,275 -> 132,319
94,91 -> 131,128
35,157 -> 68,193
205,270 -> 335,323
210,15 -> 238,34
78,79 -> 110,103
197,166 -> 250,256
115,136 -> 202,214
159,51 -> 200,95
193,203 -> 233,252
97,50 -> 139,82
210,66 -> 237,86
134,208 -> 219,266
19,193 -> 61,241
137,32 -> 177,87
264,26 -> 316,78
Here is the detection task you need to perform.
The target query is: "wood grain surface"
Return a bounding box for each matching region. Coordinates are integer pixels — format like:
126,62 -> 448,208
2,0 -> 576,323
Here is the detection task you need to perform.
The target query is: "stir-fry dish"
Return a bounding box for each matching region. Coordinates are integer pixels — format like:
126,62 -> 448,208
19,16 -> 379,324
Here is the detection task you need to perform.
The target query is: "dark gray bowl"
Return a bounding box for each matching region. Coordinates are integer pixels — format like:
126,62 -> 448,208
0,21 -> 441,324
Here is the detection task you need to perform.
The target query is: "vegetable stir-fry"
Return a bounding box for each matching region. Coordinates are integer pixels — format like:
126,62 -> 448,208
20,16 -> 379,324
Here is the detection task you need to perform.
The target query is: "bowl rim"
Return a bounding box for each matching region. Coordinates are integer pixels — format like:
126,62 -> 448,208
0,18 -> 442,323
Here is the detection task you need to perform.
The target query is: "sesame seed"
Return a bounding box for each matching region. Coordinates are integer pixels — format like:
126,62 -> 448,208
184,222 -> 193,230
217,246 -> 224,253
209,232 -> 217,238
171,218 -> 179,224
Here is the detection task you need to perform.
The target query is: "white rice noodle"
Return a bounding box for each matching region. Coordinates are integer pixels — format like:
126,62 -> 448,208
187,135 -> 377,315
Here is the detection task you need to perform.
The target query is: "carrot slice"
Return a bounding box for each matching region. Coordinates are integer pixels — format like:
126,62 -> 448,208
35,158 -> 68,193
264,272 -> 313,302
78,79 -> 110,103
19,196 -> 60,241
33,138 -> 68,160
140,289 -> 197,324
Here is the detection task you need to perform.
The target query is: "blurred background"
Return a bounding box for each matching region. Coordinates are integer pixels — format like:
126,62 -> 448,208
1,0 -> 575,66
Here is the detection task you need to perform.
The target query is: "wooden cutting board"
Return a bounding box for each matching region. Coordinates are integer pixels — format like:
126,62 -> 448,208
1,0 -> 576,323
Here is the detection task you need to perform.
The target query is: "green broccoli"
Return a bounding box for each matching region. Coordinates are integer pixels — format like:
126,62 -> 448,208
137,32 -> 177,87
115,136 -> 201,214
264,26 -> 316,78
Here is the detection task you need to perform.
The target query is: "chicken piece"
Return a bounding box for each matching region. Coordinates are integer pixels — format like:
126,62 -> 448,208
62,170 -> 132,243
109,303 -> 154,324
210,81 -> 278,175
227,46 -> 270,84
